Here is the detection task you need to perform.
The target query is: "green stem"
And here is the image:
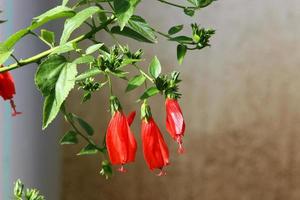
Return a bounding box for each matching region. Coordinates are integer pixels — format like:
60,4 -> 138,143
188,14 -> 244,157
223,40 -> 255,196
0,17 -> 116,73
29,30 -> 53,48
61,105 -> 104,152
106,73 -> 113,95
157,0 -> 186,9
133,64 -> 154,83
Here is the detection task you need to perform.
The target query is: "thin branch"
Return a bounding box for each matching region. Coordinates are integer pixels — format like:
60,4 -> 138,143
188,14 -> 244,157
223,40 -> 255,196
0,17 -> 116,73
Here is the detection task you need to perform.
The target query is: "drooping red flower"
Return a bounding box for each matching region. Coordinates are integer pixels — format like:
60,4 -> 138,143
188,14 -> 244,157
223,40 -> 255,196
0,68 -> 22,116
165,98 -> 185,154
106,96 -> 137,172
141,102 -> 169,176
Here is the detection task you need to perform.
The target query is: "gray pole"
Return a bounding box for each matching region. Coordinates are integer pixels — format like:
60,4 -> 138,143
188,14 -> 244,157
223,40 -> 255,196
0,0 -> 61,199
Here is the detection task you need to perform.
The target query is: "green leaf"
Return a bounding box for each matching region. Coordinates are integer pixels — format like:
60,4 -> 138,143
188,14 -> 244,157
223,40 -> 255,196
41,29 -> 55,46
75,67 -> 102,81
128,15 -> 157,43
36,55 -> 77,129
42,91 -> 60,129
73,55 -> 94,64
184,8 -> 195,16
35,55 -> 67,96
119,58 -> 142,68
70,114 -> 94,136
188,0 -> 216,8
169,36 -> 193,43
55,63 -> 77,110
111,26 -> 154,43
168,25 -> 184,35
85,43 -> 103,54
31,6 -> 75,30
60,6 -> 101,44
0,43 -> 13,64
77,144 -> 98,155
149,56 -> 161,78
62,0 -> 69,6
126,75 -> 146,92
60,130 -> 78,145
110,70 -> 129,80
177,44 -> 187,65
3,29 -> 29,49
50,42 -> 76,55
114,0 -> 140,30
139,87 -> 160,100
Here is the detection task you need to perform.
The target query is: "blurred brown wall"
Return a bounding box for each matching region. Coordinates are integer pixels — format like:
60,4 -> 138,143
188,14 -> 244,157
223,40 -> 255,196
62,1 -> 300,199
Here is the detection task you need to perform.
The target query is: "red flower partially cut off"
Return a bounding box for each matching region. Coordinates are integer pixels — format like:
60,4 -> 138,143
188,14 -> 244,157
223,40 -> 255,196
165,98 -> 185,154
106,96 -> 137,172
0,68 -> 22,116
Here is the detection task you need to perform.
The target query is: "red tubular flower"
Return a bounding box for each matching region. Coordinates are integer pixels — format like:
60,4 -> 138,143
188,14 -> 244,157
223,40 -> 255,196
141,102 -> 169,176
165,98 -> 185,154
0,67 -> 22,116
106,96 -> 137,172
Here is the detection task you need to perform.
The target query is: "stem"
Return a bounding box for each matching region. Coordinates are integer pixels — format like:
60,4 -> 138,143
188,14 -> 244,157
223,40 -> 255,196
157,0 -> 186,9
106,73 -> 113,95
29,30 -> 53,48
133,64 -> 154,83
0,17 -> 116,73
61,105 -> 104,152
10,54 -> 20,65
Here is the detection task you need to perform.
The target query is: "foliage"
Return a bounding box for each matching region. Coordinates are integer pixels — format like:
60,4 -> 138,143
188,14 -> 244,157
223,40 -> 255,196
13,179 -> 45,200
0,0 -> 216,178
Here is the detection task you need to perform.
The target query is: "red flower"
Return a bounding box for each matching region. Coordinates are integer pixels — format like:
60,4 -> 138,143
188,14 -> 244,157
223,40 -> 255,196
0,68 -> 22,116
165,98 -> 185,154
106,96 -> 137,172
141,102 -> 169,176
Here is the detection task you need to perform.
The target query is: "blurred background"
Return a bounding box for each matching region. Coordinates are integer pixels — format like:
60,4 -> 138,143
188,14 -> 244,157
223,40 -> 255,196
1,0 -> 300,200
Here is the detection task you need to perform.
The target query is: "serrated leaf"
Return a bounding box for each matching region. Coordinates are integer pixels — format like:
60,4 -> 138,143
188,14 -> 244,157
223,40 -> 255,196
75,67 -> 102,81
139,87 -> 160,100
36,55 -> 77,129
55,63 -> 77,109
126,75 -> 146,92
149,56 -> 161,78
114,0 -> 140,30
31,6 -> 75,30
77,143 -> 98,155
177,44 -> 187,65
41,29 -> 55,46
128,15 -> 157,43
60,6 -> 101,44
35,55 -> 67,96
168,25 -> 184,35
60,130 -> 78,145
70,114 -> 94,136
85,43 -> 103,54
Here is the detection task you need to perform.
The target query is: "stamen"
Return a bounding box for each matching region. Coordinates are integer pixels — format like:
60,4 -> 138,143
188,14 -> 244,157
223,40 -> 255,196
176,136 -> 184,154
9,99 -> 22,117
156,168 -> 167,176
117,165 -> 127,173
